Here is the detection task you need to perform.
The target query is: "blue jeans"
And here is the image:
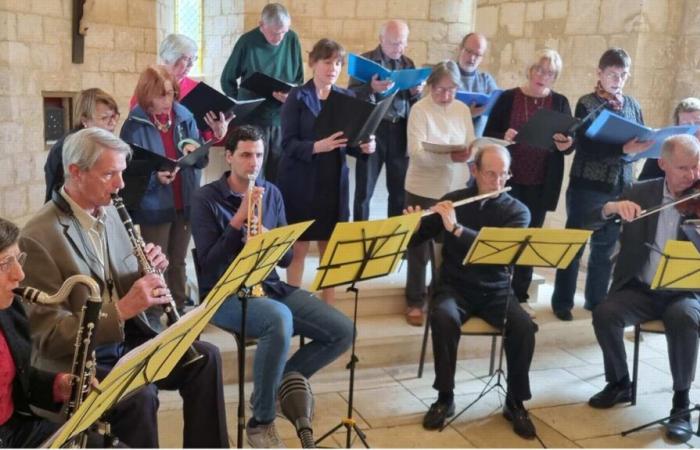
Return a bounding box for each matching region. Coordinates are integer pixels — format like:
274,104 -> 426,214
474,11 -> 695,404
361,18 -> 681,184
551,187 -> 621,312
211,289 -> 353,422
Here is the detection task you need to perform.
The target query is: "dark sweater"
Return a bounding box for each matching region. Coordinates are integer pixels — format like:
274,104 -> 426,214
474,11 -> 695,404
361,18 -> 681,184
409,186 -> 530,297
568,93 -> 644,193
484,88 -> 574,211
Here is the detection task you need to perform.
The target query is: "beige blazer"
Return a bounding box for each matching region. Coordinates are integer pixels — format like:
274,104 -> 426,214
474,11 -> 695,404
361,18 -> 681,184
19,197 -> 156,373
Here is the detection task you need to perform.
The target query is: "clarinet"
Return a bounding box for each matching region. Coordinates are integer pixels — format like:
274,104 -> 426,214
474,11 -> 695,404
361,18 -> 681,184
14,275 -> 106,448
110,193 -> 203,366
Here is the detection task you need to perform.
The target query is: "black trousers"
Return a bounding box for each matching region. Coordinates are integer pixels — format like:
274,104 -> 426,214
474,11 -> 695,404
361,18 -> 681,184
404,191 -> 438,308
430,288 -> 538,401
260,124 -> 283,184
99,341 -> 228,448
508,183 -> 548,302
593,281 -> 700,391
353,119 -> 408,220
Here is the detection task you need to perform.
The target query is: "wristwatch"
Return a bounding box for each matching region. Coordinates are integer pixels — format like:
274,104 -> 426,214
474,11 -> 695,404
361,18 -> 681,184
451,222 -> 461,235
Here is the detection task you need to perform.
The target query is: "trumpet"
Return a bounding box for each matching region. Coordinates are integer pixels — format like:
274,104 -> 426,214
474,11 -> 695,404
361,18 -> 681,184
247,174 -> 266,297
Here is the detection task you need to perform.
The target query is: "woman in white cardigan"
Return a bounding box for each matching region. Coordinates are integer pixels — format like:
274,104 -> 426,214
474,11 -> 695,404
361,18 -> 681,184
404,60 -> 475,326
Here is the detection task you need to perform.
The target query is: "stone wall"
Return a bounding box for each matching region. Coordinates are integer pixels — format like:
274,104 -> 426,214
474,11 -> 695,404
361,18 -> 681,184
0,0 -> 159,223
475,0 -> 700,226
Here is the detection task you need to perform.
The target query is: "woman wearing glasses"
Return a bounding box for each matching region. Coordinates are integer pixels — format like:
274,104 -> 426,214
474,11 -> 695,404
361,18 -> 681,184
403,60 -> 475,326
44,88 -> 121,202
550,48 -> 652,320
484,49 -> 574,317
0,218 -> 79,447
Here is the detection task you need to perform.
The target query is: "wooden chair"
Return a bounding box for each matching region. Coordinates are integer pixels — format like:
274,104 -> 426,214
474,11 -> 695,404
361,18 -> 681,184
417,241 -> 501,378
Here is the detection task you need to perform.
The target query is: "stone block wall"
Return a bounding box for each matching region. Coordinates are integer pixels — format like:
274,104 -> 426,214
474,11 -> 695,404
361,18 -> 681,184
0,0 -> 160,223
475,0 -> 700,227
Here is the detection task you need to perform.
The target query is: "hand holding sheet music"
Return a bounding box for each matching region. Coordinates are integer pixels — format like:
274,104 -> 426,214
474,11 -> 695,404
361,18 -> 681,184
179,81 -> 264,131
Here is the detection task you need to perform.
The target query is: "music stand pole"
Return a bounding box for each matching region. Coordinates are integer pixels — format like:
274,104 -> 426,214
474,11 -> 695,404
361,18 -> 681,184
236,286 -> 251,449
441,236 -> 532,430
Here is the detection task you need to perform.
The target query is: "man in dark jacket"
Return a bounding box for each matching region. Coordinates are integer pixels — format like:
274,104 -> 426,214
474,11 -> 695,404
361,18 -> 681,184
589,134 -> 700,443
408,145 -> 538,439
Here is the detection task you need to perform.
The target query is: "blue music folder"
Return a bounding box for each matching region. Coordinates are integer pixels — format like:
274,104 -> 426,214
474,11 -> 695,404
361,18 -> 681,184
347,53 -> 431,93
586,109 -> 698,161
455,89 -> 503,116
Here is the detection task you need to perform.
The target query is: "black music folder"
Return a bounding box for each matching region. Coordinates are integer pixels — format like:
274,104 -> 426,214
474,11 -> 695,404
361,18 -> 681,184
127,140 -> 213,173
240,72 -> 296,100
513,109 -> 577,150
179,82 -> 264,131
314,91 -> 396,147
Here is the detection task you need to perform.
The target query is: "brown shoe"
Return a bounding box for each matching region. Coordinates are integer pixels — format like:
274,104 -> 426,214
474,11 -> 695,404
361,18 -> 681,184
406,307 -> 424,326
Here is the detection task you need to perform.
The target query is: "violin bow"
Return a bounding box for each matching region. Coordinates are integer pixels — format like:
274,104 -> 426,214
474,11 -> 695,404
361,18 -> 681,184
619,189 -> 700,223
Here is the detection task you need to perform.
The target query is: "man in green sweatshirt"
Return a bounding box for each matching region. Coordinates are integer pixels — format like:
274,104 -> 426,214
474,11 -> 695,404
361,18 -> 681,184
220,3 -> 304,184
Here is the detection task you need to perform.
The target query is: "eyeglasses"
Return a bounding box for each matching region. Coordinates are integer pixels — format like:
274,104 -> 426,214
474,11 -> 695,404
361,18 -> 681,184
432,86 -> 458,95
482,170 -> 512,181
532,65 -> 557,79
602,71 -> 630,82
461,47 -> 485,58
96,112 -> 120,124
0,252 -> 26,273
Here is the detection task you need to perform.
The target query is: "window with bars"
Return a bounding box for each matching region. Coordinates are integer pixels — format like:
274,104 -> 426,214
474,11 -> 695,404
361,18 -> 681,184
175,0 -> 203,75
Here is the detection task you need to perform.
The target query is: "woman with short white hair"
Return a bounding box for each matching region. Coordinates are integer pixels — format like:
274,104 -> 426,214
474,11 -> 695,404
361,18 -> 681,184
484,48 -> 574,315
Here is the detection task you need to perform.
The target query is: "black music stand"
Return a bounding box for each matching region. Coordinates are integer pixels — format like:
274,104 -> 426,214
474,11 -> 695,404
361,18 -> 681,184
440,227 -> 590,432
312,215 -> 420,448
621,236 -> 700,439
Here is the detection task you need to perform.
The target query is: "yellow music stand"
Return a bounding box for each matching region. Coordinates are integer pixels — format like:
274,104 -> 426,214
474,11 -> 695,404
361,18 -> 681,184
43,221 -> 312,448
440,226 -> 591,430
312,213 -> 421,448
650,240 -> 700,290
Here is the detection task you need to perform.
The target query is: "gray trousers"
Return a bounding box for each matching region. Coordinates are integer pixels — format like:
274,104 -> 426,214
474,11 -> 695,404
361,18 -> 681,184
404,191 -> 438,308
592,281 -> 700,391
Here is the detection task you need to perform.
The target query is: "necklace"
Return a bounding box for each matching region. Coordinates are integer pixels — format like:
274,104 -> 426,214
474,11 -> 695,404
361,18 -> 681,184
523,92 -> 546,123
152,112 -> 171,132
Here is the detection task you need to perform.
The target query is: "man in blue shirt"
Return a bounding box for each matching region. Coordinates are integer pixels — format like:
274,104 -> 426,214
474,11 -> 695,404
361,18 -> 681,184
190,125 -> 353,448
457,32 -> 499,136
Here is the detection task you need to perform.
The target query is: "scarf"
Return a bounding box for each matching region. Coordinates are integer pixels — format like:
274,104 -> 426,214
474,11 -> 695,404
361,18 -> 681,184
594,81 -> 624,111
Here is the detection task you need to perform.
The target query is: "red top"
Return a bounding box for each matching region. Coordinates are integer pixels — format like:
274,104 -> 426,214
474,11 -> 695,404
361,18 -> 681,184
156,113 -> 184,210
508,88 -> 554,186
0,328 -> 16,425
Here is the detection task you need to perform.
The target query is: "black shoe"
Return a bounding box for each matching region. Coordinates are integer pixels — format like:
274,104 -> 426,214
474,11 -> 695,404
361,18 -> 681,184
422,400 -> 455,430
553,309 -> 573,321
503,401 -> 536,439
588,382 -> 632,408
665,407 -> 693,443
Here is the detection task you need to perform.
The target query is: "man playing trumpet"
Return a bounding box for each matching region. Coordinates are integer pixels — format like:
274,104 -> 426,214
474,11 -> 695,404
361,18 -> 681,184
190,125 -> 353,448
407,145 -> 538,439
19,127 -> 228,447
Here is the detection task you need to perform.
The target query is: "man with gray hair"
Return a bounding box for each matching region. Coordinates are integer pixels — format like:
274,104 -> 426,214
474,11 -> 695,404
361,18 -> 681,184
589,134 -> 700,443
348,19 -> 423,221
405,145 -> 538,438
221,3 -> 304,183
20,127 -> 229,447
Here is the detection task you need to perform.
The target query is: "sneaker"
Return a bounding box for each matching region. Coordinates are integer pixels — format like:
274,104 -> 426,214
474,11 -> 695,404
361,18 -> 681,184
246,420 -> 285,448
422,400 -> 455,430
520,303 -> 536,319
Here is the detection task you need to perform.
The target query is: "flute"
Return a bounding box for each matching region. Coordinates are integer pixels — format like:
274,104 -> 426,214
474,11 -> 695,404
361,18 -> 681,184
420,187 -> 512,217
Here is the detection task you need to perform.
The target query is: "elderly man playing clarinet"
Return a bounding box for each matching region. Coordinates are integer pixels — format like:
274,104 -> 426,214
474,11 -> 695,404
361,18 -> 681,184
589,134 -> 700,443
19,127 -> 228,448
407,144 -> 539,439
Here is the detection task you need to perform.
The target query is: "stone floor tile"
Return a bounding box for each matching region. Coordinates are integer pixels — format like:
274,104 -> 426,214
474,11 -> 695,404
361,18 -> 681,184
530,346 -> 589,370
397,363 -> 486,401
329,423 -> 477,448
457,356 -> 508,379
346,384 -> 429,428
575,427 -> 695,448
564,362 -> 672,396
309,366 -> 398,394
451,411 -> 578,448
527,368 -> 600,409
532,391 -> 679,441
